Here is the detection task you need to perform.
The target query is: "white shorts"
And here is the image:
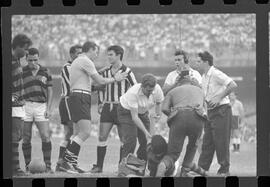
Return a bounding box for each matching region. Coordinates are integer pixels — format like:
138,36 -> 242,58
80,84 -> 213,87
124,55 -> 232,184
24,101 -> 48,122
12,106 -> 25,118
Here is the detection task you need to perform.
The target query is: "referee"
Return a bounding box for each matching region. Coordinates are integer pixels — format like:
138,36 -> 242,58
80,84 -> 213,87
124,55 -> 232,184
60,41 -> 128,174
90,45 -> 137,173
55,44 -> 82,172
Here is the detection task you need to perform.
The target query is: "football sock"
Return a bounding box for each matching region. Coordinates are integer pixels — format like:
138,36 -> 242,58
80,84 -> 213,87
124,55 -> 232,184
22,142 -> 32,167
64,136 -> 82,165
12,142 -> 20,171
42,141 -> 52,168
190,163 -> 207,176
97,146 -> 107,169
119,145 -> 123,164
58,140 -> 70,161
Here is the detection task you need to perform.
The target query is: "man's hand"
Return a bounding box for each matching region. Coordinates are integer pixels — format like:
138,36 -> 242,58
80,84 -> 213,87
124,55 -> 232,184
151,113 -> 161,123
114,71 -> 128,82
145,131 -> 152,144
208,94 -> 222,108
45,109 -> 51,119
98,104 -> 103,114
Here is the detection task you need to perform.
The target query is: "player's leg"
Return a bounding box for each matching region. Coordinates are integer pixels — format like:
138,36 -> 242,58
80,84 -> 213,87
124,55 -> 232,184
91,122 -> 114,173
136,112 -> 150,161
197,119 -> 215,172
116,125 -> 123,163
61,93 -> 91,173
35,121 -> 52,173
212,105 -> 232,175
21,102 -> 34,172
117,105 -> 138,161
181,111 -> 205,176
234,128 -> 241,152
12,115 -> 24,175
22,121 -> 33,172
156,113 -> 186,177
56,97 -> 73,171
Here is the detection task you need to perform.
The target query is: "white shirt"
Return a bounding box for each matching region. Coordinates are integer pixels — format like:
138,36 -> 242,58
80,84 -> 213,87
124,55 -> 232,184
69,54 -> 98,92
164,68 -> 202,86
120,83 -> 164,114
202,66 -> 233,105
231,99 -> 244,116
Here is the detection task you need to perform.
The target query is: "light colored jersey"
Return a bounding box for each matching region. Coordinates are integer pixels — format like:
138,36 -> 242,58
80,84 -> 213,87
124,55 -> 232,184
69,54 -> 98,92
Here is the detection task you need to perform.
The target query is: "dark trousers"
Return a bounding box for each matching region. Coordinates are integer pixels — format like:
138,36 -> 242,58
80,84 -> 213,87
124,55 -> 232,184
162,110 -> 204,171
198,104 -> 232,173
117,104 -> 150,161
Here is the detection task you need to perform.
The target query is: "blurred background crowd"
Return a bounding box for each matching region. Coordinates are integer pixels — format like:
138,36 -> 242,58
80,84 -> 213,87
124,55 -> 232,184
12,14 -> 256,143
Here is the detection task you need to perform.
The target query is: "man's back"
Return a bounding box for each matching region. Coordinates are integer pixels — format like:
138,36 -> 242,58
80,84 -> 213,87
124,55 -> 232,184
168,84 -> 204,109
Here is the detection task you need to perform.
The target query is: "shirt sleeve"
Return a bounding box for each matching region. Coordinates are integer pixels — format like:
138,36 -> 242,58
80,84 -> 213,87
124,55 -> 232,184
164,72 -> 174,85
80,58 -> 98,76
127,70 -> 137,86
126,93 -> 139,109
214,69 -> 233,87
154,84 -> 164,103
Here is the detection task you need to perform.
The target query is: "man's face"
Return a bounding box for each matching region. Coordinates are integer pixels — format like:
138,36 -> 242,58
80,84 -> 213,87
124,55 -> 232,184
142,85 -> 155,97
174,55 -> 185,69
27,54 -> 39,69
14,43 -> 30,59
89,47 -> 99,61
195,55 -> 206,72
107,50 -> 120,65
229,92 -> 236,101
70,48 -> 82,61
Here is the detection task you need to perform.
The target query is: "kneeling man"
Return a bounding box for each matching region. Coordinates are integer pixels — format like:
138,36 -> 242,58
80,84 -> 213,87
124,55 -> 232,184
156,77 -> 208,177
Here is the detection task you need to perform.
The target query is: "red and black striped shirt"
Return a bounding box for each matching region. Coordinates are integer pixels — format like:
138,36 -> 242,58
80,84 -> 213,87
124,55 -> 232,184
22,65 -> 53,103
12,55 -> 24,106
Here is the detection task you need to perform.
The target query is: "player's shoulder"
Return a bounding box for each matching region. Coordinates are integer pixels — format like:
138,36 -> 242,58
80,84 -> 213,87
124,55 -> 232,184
98,66 -> 111,74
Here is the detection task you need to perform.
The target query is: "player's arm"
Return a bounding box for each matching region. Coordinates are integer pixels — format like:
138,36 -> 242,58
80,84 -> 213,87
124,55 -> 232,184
91,71 -> 128,85
130,107 -> 152,140
239,102 -> 245,126
154,84 -> 164,119
161,94 -> 172,116
45,73 -> 53,118
209,72 -> 237,107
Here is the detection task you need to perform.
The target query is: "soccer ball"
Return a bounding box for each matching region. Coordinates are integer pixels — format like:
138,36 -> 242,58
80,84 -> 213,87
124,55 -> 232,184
28,159 -> 46,174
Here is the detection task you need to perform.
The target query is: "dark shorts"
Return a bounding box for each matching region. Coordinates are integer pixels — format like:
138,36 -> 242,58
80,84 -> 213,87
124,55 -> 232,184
100,103 -> 120,125
231,116 -> 239,129
59,97 -> 72,125
68,92 -> 91,123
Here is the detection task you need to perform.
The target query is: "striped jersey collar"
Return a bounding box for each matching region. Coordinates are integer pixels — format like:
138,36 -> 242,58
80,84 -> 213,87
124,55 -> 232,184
109,64 -> 127,72
24,64 -> 46,72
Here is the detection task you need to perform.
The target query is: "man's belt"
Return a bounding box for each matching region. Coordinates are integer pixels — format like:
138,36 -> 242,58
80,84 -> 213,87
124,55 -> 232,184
71,89 -> 91,95
167,105 -> 208,123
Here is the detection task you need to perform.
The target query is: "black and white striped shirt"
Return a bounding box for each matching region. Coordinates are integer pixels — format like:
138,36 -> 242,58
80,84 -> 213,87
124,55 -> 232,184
98,64 -> 137,104
60,61 -> 72,97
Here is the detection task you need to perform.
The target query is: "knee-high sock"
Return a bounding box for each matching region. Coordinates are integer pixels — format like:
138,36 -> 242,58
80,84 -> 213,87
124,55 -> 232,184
12,142 -> 20,171
58,139 -> 70,161
119,145 -> 123,164
22,143 -> 32,167
64,136 -> 82,165
42,141 -> 52,167
96,141 -> 107,169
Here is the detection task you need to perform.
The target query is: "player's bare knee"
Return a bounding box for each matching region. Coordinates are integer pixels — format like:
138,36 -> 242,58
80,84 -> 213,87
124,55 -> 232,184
99,134 -> 108,142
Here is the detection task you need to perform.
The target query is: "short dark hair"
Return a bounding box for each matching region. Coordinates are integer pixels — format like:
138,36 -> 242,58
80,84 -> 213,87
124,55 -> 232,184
69,44 -> 82,54
198,51 -> 213,66
177,76 -> 201,88
12,34 -> 32,50
174,49 -> 188,64
107,45 -> 124,60
82,41 -> 98,53
27,48 -> 39,56
141,73 -> 157,88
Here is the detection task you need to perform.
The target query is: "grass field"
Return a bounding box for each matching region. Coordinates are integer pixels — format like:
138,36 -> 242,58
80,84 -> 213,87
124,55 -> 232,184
16,134 -> 256,178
